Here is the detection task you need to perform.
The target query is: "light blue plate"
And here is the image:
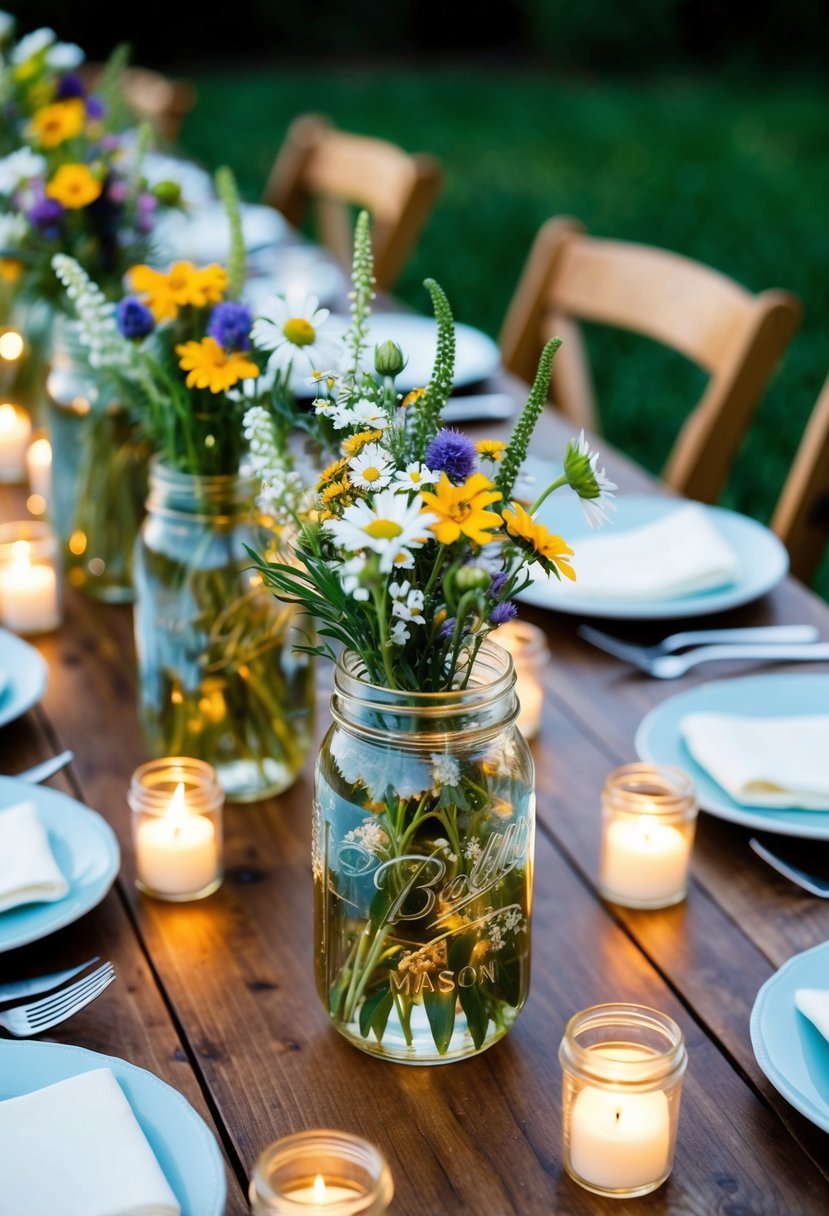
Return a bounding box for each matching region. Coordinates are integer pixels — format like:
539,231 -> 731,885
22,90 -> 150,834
635,672 -> 829,839
0,1040 -> 226,1215
0,628 -> 48,728
515,484 -> 789,620
751,940 -> 829,1133
0,777 -> 120,952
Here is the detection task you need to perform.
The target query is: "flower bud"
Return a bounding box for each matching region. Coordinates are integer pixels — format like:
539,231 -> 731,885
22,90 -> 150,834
455,564 -> 491,592
374,339 -> 406,378
152,179 -> 183,207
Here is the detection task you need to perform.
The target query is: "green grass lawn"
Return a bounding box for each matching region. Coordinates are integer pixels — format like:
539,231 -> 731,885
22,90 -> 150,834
180,63 -> 829,597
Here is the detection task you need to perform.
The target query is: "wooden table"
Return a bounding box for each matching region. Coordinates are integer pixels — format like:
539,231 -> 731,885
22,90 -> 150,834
2,376 -> 829,1215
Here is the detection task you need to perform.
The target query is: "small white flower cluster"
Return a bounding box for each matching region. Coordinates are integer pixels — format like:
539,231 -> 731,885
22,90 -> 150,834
51,254 -> 134,370
0,147 -> 46,196
343,818 -> 390,856
388,581 -> 425,647
463,837 -> 482,862
9,26 -> 83,70
431,753 -> 461,789
242,405 -> 308,527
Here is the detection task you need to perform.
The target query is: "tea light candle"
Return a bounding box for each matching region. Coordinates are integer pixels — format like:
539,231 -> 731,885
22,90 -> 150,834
129,758 -> 224,901
560,1003 -> 687,1199
0,403 -> 31,483
0,329 -> 24,363
0,536 -> 60,634
599,763 -> 698,909
26,436 -> 52,502
249,1130 -> 394,1215
490,618 -> 549,740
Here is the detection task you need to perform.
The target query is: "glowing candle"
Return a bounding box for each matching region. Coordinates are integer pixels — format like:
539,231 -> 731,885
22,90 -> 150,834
569,1080 -> 670,1191
0,403 -> 31,482
287,1174 -> 365,1206
0,539 -> 60,634
490,618 -> 549,740
134,782 -> 220,899
0,329 -> 24,362
249,1130 -> 394,1215
26,436 -> 52,502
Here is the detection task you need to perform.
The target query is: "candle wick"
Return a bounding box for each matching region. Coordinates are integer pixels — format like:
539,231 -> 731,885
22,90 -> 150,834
614,1107 -> 621,1123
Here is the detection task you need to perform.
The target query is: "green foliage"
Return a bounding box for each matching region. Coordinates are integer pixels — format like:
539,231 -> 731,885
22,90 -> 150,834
408,277 -> 456,461
214,166 -> 245,299
496,337 -> 561,502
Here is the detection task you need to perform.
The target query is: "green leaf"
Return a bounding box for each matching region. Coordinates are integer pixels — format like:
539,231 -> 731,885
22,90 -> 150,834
496,955 -> 523,1008
359,984 -> 394,1042
458,981 -> 490,1051
423,984 -> 457,1055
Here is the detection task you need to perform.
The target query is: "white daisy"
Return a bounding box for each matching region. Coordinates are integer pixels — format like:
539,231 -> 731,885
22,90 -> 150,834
305,367 -> 340,396
0,13 -> 16,43
393,461 -> 437,491
331,397 -> 390,432
45,41 -> 84,70
0,148 -> 46,195
339,554 -> 370,602
324,489 -> 437,573
389,620 -> 410,646
251,290 -> 343,374
10,26 -> 54,65
564,429 -> 618,528
347,442 -> 394,491
389,582 -> 425,624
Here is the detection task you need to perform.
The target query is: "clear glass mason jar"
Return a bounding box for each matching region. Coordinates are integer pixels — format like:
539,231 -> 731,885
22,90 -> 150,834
45,315 -> 151,603
314,641 -> 535,1064
559,1002 -> 688,1198
249,1130 -> 394,1215
133,459 -> 316,803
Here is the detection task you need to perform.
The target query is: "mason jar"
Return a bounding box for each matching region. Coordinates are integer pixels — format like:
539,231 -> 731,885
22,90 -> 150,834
313,641 -> 535,1064
46,315 -> 150,603
132,458 -> 316,803
249,1130 -> 394,1215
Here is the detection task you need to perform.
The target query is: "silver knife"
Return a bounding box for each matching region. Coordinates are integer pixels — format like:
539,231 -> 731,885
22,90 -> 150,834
13,750 -> 74,785
0,956 -> 100,1004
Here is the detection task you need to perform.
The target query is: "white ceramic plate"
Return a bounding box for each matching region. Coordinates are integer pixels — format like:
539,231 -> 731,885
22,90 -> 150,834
515,477 -> 789,620
347,313 -> 502,393
635,672 -> 829,839
751,940 -> 829,1133
0,628 -> 47,729
0,777 -> 120,951
154,201 -> 290,264
242,247 -> 348,310
0,1040 -> 226,1215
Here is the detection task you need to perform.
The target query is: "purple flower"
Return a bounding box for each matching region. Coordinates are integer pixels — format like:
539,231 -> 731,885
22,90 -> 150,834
108,180 -> 128,205
489,571 -> 509,599
28,196 -> 63,237
117,297 -> 155,340
424,428 -> 477,483
437,616 -> 456,641
490,600 -> 518,626
86,96 -> 105,121
100,134 -> 120,153
56,73 -> 85,100
208,301 -> 253,352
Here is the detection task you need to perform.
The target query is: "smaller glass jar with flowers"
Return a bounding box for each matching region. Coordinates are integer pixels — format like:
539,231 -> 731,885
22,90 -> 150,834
248,211 -> 618,1060
52,173 -> 319,801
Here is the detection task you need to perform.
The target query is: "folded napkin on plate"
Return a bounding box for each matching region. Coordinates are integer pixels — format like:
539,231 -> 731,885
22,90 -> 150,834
0,1067 -> 180,1216
0,799 -> 68,913
544,502 -> 739,601
680,712 -> 829,809
795,989 -> 829,1041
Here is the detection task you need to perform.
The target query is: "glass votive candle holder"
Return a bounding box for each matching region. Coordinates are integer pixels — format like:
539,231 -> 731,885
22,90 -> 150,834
26,433 -> 52,512
249,1130 -> 394,1215
559,1002 -> 687,1199
0,402 -> 32,483
0,520 -> 62,635
598,762 -> 698,909
129,757 -> 224,901
489,617 -> 549,740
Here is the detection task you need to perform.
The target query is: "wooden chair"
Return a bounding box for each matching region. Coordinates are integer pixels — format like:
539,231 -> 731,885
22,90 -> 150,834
771,373 -> 829,585
81,64 -> 196,145
262,113 -> 443,292
499,216 -> 802,503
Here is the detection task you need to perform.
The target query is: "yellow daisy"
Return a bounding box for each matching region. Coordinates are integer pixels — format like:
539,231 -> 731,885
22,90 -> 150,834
475,439 -> 507,462
45,164 -> 103,210
176,337 -> 259,394
341,429 -> 383,457
167,261 -> 227,309
0,259 -> 23,284
320,476 -> 353,506
128,264 -> 179,322
401,387 -> 426,409
421,473 -> 503,547
30,99 -> 85,148
502,501 -> 576,581
317,456 -> 350,488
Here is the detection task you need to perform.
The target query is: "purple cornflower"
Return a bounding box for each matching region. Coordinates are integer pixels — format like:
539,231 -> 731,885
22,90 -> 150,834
108,179 -> 128,205
490,600 -> 518,626
424,428 -> 477,483
28,196 -> 63,238
117,297 -> 155,340
86,96 -> 105,121
208,301 -> 253,352
56,73 -> 85,100
489,571 -> 509,599
437,616 -> 456,641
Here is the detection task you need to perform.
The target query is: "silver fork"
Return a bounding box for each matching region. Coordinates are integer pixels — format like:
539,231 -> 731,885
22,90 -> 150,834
579,636 -> 829,679
0,962 -> 115,1037
0,955 -> 100,1004
578,624 -> 821,664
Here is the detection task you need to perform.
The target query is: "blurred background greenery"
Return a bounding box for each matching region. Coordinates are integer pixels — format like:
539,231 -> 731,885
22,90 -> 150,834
12,3 -> 829,595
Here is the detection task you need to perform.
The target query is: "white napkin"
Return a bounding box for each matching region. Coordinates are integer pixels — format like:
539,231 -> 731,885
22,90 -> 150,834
0,799 -> 68,913
680,712 -> 829,809
0,1067 -> 181,1216
544,502 -> 739,601
795,989 -> 829,1041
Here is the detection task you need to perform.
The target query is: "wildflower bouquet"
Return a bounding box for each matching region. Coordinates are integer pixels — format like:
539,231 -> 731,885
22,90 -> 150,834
245,210 -> 616,1061
51,171 -> 317,798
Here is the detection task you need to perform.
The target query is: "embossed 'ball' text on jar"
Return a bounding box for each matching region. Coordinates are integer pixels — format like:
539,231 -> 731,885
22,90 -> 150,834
313,640 -> 535,1064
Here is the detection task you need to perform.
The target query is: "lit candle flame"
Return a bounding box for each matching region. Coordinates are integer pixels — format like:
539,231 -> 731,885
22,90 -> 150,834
312,1174 -> 327,1202
166,782 -> 187,840
11,539 -> 31,571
